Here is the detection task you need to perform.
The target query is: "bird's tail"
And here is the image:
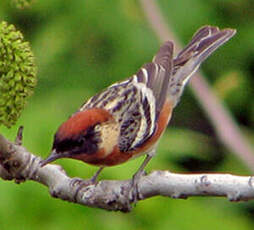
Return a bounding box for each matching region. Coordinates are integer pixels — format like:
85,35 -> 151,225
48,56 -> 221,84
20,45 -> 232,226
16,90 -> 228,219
169,25 -> 236,106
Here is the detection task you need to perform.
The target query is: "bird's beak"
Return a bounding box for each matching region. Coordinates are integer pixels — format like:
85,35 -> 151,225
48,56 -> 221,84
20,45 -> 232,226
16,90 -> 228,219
40,149 -> 61,167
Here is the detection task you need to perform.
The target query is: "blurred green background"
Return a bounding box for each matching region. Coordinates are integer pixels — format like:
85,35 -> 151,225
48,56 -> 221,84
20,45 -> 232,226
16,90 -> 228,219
1,0 -> 254,229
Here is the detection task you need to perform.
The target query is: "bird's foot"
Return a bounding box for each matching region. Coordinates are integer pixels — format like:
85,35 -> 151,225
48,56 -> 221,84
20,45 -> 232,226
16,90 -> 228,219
70,167 -> 103,202
128,170 -> 147,206
70,177 -> 96,202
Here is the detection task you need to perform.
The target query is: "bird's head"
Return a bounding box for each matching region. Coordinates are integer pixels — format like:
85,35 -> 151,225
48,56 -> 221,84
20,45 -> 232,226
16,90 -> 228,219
40,108 -> 113,166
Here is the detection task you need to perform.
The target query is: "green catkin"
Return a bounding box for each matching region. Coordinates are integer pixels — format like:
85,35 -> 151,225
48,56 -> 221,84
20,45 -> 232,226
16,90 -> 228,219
11,0 -> 33,9
0,21 -> 37,128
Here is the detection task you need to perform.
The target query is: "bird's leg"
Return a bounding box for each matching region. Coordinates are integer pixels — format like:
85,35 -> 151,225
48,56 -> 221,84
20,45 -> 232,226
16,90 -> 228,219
90,167 -> 104,183
129,153 -> 154,203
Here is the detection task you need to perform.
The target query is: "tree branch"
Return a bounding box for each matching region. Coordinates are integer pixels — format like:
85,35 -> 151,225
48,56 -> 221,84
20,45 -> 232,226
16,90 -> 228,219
1,132 -> 254,212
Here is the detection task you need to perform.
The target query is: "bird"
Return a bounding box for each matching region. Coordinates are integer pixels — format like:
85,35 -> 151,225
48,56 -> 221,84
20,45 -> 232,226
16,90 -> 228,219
41,26 -> 236,197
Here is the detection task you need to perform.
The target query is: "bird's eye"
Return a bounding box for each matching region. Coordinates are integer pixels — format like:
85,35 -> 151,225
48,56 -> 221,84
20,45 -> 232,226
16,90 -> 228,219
77,135 -> 85,145
53,124 -> 100,155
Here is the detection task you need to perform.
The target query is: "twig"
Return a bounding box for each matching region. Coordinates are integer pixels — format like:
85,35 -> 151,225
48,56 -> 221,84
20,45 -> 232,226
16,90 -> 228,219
0,133 -> 254,212
15,126 -> 24,145
139,0 -> 254,171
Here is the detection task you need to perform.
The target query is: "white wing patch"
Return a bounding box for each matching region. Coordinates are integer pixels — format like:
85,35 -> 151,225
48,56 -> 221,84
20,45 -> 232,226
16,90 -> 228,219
130,81 -> 156,148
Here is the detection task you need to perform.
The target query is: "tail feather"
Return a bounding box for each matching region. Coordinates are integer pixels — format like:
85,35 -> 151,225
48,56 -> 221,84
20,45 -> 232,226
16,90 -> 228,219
169,25 -> 236,106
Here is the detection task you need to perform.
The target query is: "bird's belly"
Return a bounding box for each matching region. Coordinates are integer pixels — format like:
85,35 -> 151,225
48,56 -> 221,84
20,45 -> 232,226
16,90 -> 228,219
75,146 -> 132,166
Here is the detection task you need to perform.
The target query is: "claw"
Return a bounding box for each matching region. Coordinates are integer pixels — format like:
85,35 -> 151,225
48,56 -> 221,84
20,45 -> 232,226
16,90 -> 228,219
70,177 -> 95,202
